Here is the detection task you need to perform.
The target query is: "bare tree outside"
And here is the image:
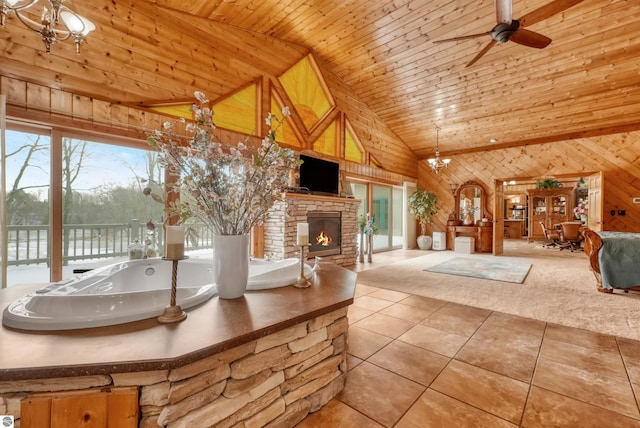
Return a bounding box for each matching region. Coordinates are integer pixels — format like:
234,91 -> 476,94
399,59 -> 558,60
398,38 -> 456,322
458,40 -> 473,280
5,134 -> 48,225
62,138 -> 89,262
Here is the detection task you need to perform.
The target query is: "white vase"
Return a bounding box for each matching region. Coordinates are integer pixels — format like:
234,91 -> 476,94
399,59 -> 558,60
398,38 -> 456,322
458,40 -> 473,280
417,235 -> 433,250
213,234 -> 250,299
463,213 -> 474,225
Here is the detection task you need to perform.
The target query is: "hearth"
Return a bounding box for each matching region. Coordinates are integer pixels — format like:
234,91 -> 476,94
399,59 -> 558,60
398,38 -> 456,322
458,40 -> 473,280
308,211 -> 341,257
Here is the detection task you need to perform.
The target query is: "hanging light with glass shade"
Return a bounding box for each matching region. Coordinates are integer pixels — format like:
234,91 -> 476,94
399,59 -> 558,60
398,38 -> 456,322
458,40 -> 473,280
0,0 -> 95,54
427,126 -> 451,174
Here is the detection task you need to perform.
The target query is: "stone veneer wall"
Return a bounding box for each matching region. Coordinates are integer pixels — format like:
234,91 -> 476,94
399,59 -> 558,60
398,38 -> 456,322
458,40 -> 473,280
263,194 -> 360,266
0,307 -> 349,428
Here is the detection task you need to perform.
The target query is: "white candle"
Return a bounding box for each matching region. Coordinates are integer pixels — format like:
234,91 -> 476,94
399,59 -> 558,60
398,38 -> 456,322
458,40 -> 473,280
165,225 -> 185,259
297,223 -> 309,246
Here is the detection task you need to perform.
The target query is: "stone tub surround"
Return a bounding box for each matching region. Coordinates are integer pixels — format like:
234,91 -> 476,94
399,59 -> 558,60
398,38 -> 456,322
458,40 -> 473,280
263,193 -> 360,266
0,264 -> 355,427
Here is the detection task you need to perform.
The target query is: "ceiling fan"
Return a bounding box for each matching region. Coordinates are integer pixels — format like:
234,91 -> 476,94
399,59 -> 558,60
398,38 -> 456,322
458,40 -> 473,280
434,0 -> 584,67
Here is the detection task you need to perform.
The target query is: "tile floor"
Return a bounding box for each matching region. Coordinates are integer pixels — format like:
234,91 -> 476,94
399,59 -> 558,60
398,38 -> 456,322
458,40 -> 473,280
296,248 -> 640,428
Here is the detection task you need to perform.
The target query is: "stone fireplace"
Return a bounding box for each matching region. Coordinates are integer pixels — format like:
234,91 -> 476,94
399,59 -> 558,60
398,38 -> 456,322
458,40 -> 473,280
263,193 -> 360,266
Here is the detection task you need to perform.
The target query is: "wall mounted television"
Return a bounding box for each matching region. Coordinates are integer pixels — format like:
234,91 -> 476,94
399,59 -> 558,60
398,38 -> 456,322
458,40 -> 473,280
298,154 -> 340,196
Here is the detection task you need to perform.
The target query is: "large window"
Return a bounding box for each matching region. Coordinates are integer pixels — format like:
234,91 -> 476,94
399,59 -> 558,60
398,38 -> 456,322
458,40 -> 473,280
4,126 -> 165,286
61,137 -> 165,268
5,129 -> 51,286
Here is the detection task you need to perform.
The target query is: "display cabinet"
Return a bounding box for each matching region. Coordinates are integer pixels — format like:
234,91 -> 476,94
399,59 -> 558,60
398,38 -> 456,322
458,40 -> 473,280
526,188 -> 574,241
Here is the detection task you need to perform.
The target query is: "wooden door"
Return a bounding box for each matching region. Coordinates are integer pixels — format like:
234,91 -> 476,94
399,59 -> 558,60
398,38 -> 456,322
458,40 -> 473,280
587,171 -> 603,231
493,179 -> 504,255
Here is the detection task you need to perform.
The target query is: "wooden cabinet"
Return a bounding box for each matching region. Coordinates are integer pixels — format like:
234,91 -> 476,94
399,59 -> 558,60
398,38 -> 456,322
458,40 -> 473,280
21,387 -> 139,428
446,223 -> 494,253
527,188 -> 574,241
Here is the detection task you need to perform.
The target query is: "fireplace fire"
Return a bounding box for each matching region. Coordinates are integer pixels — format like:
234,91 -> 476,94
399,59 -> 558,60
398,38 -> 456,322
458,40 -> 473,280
308,211 -> 341,257
316,231 -> 332,246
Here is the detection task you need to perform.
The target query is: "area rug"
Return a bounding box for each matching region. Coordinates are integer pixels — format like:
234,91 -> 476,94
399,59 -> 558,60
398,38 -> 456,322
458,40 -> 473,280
425,256 -> 532,283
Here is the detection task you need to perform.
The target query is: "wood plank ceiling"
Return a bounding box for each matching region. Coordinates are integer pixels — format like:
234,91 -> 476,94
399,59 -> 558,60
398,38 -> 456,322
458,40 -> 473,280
1,0 -> 639,163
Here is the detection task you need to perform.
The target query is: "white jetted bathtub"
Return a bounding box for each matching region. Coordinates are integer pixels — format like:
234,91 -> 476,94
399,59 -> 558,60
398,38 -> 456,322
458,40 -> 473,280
3,257 -> 313,331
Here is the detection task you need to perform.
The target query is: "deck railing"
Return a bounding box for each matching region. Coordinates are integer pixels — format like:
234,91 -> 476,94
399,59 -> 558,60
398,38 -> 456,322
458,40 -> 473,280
6,223 -> 214,266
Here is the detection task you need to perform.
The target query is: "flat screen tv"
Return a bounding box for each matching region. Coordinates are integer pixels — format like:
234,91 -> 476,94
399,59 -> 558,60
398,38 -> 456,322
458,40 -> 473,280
298,154 -> 340,196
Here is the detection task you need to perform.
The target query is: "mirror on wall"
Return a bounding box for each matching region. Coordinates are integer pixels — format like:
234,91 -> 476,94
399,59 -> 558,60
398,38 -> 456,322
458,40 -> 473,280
451,180 -> 490,226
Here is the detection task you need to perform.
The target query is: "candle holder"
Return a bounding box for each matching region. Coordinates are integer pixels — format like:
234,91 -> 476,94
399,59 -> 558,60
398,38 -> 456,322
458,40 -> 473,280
293,245 -> 311,288
157,257 -> 188,323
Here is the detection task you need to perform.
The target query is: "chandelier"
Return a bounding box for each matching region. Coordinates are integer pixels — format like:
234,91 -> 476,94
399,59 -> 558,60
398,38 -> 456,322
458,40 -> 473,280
427,127 -> 451,174
0,0 -> 95,54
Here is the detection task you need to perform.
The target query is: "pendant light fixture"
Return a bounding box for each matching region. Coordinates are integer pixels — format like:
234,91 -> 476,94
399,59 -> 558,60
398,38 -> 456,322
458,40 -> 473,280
427,126 -> 451,174
0,0 -> 95,54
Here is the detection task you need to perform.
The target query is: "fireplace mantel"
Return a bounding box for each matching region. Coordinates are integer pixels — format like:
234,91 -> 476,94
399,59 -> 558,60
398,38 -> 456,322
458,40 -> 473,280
262,193 -> 361,266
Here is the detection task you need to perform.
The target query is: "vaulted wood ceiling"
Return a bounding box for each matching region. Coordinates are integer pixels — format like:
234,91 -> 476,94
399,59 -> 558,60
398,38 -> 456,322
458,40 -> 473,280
1,0 -> 639,164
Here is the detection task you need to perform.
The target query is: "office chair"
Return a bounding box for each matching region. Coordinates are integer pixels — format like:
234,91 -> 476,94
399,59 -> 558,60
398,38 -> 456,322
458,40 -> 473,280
559,222 -> 584,252
540,221 -> 561,248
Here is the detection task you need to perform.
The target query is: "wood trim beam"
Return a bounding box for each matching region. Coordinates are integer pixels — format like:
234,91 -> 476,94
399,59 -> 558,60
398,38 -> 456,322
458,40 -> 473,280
418,122 -> 640,160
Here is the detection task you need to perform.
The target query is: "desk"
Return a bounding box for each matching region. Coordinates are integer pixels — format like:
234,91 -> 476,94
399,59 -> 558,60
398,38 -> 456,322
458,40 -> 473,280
446,223 -> 493,252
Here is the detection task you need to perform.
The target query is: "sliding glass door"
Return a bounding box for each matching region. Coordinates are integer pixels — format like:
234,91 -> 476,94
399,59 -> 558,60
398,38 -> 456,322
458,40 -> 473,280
371,185 -> 390,251
348,181 -> 404,254
392,187 -> 403,247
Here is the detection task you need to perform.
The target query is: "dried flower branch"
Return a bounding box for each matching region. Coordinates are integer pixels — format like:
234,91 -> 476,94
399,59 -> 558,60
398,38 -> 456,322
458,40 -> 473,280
146,92 -> 299,235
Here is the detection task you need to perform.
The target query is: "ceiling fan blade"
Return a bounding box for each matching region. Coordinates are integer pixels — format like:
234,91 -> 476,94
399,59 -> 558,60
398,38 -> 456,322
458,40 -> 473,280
511,28 -> 552,48
466,40 -> 497,67
434,31 -> 492,43
495,0 -> 512,24
519,0 -> 584,27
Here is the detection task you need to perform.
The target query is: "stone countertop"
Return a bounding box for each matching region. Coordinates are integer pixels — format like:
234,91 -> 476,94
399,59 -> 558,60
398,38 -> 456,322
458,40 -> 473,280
0,263 -> 356,381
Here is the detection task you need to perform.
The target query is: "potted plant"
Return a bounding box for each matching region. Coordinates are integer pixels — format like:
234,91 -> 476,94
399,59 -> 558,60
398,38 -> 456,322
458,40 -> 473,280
407,188 -> 439,250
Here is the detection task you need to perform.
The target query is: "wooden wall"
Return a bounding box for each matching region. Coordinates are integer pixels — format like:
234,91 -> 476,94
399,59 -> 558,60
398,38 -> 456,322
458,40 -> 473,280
419,132 -> 640,234
315,58 -> 418,180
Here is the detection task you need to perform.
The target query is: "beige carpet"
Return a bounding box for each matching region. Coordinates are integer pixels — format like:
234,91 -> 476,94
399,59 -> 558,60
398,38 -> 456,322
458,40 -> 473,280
356,244 -> 640,341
